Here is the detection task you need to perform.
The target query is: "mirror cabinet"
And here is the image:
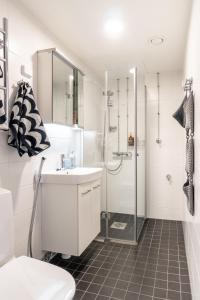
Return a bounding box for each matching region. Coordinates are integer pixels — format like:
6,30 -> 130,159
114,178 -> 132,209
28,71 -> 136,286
37,48 -> 84,128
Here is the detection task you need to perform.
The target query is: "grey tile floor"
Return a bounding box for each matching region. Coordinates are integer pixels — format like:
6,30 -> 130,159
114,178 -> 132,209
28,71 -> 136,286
50,219 -> 192,300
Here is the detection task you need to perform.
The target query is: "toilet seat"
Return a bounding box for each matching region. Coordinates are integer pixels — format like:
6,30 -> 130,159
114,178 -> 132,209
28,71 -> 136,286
0,256 -> 75,300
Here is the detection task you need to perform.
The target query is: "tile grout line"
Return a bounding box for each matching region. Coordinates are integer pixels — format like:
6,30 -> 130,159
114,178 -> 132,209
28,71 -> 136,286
138,218 -> 156,299
178,221 -> 183,300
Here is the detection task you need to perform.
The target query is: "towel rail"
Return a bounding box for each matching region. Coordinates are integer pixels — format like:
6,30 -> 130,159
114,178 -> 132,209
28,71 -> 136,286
0,18 -> 8,130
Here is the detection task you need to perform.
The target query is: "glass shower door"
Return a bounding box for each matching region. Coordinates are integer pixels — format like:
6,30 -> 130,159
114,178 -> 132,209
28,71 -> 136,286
103,70 -> 137,243
99,68 -> 146,244
135,75 -> 147,241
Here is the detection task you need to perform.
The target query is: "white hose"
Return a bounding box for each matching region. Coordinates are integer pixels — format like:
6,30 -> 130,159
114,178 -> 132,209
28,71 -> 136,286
102,109 -> 124,175
27,157 -> 46,257
105,155 -> 123,175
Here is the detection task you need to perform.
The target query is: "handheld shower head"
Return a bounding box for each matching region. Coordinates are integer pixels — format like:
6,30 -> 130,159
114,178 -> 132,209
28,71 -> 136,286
107,90 -> 114,107
107,90 -> 114,97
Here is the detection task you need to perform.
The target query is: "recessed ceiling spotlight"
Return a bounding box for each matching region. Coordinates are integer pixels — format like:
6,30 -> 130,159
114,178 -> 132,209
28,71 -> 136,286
104,18 -> 124,38
149,36 -> 164,46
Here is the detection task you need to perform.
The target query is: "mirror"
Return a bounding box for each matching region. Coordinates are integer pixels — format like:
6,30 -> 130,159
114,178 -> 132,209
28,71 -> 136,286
53,52 -> 74,126
53,52 -> 84,127
37,49 -> 84,127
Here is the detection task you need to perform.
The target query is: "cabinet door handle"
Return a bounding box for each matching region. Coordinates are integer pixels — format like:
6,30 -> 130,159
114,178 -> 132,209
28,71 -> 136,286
93,184 -> 101,189
81,189 -> 91,196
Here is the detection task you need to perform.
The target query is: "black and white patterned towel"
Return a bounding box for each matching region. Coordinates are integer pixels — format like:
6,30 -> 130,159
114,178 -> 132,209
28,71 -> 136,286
0,66 -> 3,78
0,99 -> 6,127
8,81 -> 50,156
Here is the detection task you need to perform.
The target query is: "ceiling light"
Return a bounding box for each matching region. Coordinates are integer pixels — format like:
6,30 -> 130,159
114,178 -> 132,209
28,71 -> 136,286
104,18 -> 124,38
149,36 -> 164,46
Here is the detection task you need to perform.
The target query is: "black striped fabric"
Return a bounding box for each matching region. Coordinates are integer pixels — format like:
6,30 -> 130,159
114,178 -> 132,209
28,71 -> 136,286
0,99 -> 6,125
8,82 -> 50,156
0,66 -> 3,78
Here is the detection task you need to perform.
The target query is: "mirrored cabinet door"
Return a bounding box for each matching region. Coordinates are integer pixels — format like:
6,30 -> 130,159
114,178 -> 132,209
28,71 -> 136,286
53,52 -> 73,126
77,71 -> 84,128
37,48 -> 84,128
72,69 -> 84,128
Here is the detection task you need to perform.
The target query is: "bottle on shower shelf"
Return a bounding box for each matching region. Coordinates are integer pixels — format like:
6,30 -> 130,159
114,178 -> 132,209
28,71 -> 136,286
128,133 -> 134,146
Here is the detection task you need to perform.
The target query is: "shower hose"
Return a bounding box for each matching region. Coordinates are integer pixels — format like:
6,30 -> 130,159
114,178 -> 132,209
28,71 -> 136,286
27,156 -> 46,258
103,111 -> 124,175
105,155 -> 123,175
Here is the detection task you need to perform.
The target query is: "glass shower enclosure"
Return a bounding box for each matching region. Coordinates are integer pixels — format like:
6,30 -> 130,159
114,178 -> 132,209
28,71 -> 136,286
98,68 -> 146,244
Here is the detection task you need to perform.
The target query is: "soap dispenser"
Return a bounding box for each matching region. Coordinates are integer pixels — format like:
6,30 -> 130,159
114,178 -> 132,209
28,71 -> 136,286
128,133 -> 134,146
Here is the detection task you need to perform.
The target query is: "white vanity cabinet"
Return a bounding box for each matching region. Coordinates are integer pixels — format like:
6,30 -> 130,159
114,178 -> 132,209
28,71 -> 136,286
41,179 -> 101,256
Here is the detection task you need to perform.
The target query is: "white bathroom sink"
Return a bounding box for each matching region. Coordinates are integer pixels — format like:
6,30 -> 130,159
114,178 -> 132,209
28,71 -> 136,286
41,167 -> 103,185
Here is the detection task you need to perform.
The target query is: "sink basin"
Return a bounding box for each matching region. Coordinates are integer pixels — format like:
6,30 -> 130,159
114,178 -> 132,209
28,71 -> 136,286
41,167 -> 103,185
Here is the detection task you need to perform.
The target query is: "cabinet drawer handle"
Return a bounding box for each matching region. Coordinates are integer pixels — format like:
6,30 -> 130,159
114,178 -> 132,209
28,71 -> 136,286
81,189 -> 91,196
93,184 -> 101,189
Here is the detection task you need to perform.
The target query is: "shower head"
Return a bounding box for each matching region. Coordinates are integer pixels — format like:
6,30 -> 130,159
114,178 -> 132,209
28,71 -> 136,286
107,90 -> 114,97
109,126 -> 117,132
103,90 -> 114,107
107,90 -> 114,107
103,90 -> 114,97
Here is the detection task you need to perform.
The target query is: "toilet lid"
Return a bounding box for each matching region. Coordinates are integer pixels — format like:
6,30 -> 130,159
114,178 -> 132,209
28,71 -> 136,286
0,256 -> 75,300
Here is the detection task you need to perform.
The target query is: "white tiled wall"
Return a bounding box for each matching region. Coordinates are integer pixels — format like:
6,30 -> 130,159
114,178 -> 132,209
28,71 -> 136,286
183,0 -> 200,298
145,71 -> 185,221
0,0 -> 98,258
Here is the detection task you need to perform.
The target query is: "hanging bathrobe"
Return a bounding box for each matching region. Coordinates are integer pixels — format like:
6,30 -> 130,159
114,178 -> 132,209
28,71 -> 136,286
8,81 -> 50,156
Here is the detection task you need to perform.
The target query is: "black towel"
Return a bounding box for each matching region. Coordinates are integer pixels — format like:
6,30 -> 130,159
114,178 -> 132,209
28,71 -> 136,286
8,81 -> 50,156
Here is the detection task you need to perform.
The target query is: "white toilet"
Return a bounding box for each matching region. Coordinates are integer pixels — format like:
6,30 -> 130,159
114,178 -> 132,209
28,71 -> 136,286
0,188 -> 76,300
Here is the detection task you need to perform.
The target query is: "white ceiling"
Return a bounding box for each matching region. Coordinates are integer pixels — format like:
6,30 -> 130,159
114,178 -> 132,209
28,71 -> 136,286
18,0 -> 192,77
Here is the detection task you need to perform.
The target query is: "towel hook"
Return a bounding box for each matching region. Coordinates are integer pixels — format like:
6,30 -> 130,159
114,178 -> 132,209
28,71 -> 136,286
184,77 -> 193,93
17,79 -> 24,86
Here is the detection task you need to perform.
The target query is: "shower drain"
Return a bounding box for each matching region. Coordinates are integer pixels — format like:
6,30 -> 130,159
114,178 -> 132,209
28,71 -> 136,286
110,222 -> 127,230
